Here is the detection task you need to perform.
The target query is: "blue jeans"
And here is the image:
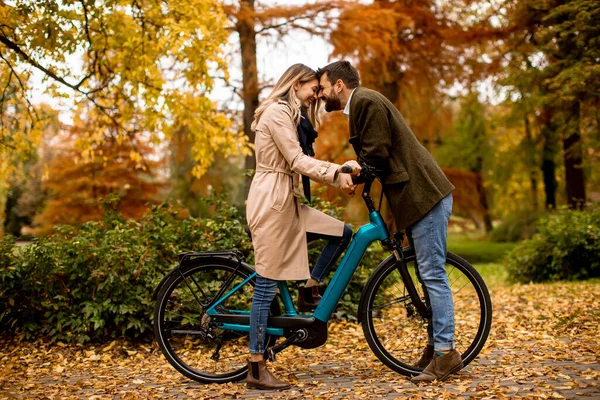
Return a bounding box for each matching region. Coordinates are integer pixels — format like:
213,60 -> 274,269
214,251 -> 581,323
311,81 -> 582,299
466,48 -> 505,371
306,224 -> 353,282
249,224 -> 352,354
407,194 -> 454,352
249,275 -> 278,354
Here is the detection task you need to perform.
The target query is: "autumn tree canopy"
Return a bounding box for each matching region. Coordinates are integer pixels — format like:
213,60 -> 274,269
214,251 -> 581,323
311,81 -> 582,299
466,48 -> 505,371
0,0 -> 242,178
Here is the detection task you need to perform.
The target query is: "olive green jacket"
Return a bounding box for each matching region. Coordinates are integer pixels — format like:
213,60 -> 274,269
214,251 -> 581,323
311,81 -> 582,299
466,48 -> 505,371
348,87 -> 455,230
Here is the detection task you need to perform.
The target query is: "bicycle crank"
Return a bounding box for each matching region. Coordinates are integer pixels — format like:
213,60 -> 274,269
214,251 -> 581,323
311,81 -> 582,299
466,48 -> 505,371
266,329 -> 308,362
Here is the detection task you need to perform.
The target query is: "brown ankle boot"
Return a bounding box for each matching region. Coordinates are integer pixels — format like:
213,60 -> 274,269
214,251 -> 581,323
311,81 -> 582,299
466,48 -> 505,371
411,349 -> 463,383
297,285 -> 322,311
246,360 -> 291,390
413,344 -> 434,368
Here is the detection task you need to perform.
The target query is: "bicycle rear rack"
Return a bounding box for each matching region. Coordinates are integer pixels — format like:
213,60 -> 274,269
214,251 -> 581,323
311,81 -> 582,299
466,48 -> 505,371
177,250 -> 245,263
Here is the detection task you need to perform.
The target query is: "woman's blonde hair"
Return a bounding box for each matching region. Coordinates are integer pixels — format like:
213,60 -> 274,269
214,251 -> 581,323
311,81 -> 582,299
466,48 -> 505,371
251,64 -> 321,132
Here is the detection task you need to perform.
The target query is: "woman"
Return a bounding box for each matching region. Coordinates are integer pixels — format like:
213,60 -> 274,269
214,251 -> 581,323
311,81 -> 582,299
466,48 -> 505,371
245,64 -> 359,390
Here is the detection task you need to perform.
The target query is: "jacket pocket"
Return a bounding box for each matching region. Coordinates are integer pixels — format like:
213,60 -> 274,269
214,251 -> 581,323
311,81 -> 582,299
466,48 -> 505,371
271,180 -> 286,212
383,169 -> 410,184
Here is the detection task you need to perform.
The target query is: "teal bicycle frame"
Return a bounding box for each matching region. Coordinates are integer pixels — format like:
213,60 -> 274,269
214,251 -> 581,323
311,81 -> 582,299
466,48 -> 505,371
205,210 -> 390,338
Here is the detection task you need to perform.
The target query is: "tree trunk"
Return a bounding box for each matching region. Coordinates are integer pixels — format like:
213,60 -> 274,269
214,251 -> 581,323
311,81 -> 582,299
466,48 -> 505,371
524,113 -> 538,210
0,178 -> 7,237
562,101 -> 586,209
540,106 -> 557,209
474,173 -> 493,232
237,0 -> 260,196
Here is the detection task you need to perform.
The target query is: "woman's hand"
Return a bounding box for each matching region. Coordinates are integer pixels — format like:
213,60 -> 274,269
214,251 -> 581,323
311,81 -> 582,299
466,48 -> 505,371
338,160 -> 361,176
339,174 -> 357,197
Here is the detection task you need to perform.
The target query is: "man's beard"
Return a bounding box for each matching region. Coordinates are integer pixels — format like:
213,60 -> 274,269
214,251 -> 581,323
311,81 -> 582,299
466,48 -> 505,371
324,92 -> 342,112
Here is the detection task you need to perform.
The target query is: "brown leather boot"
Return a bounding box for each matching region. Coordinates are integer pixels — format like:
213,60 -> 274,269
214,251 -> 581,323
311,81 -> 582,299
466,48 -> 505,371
411,349 -> 463,383
297,285 -> 322,311
246,360 -> 291,390
413,344 -> 434,368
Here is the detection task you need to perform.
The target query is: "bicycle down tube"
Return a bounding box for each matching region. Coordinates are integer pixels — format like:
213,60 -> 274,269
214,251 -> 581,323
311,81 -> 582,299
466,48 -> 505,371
313,211 -> 389,321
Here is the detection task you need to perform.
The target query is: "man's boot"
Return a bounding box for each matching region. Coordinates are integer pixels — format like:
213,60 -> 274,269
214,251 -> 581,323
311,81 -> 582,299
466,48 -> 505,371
411,350 -> 463,383
297,285 -> 321,311
413,344 -> 434,368
246,360 -> 291,390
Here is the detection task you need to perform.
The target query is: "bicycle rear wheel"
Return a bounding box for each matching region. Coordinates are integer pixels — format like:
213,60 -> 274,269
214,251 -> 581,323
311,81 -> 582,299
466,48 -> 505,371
360,250 -> 492,377
153,258 -> 278,383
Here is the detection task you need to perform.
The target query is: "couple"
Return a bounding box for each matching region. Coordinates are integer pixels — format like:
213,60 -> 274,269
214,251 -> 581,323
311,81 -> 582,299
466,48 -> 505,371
245,61 -> 459,389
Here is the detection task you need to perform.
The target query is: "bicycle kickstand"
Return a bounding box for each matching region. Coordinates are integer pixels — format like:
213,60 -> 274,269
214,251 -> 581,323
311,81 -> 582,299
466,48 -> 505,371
265,329 -> 308,362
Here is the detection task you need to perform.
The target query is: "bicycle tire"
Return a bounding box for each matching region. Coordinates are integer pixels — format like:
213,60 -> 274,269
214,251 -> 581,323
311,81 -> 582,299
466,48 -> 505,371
359,249 -> 492,377
153,257 -> 278,383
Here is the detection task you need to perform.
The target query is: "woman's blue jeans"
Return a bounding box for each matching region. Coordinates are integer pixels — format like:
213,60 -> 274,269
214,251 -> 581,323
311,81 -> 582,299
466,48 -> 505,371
249,275 -> 278,355
249,224 -> 353,354
407,193 -> 455,352
306,224 -> 353,282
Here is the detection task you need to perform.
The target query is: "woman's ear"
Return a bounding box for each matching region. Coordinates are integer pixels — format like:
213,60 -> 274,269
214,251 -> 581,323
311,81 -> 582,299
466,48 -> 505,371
293,81 -> 300,91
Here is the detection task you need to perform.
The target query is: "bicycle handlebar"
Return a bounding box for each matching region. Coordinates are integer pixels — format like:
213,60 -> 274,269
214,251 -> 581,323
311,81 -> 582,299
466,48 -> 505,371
339,162 -> 379,213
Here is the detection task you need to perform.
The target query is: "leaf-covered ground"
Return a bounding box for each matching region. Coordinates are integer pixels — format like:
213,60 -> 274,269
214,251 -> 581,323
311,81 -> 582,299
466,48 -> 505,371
1,279 -> 599,399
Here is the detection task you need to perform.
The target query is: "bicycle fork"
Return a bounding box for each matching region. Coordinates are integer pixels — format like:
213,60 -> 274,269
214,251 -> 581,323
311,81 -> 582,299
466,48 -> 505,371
382,232 -> 431,320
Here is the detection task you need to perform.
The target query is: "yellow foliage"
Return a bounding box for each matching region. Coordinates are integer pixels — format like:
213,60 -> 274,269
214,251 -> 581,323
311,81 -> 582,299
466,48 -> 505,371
0,0 -> 242,181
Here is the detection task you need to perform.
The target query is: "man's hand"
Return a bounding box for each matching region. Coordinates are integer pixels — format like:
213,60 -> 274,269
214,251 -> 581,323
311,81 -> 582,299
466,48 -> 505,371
339,173 -> 357,196
338,160 -> 362,176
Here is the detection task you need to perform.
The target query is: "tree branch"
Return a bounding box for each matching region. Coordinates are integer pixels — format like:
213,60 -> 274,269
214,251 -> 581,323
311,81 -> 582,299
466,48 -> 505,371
0,51 -> 38,126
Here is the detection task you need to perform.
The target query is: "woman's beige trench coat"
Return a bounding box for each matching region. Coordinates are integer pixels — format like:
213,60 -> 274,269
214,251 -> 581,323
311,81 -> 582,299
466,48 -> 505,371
246,100 -> 345,281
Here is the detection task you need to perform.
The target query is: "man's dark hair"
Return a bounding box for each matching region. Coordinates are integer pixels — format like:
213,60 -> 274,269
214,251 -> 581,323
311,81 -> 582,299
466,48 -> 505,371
317,61 -> 360,89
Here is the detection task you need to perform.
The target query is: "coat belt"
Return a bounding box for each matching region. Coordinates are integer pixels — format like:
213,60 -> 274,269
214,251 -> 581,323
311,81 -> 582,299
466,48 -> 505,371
255,165 -> 292,177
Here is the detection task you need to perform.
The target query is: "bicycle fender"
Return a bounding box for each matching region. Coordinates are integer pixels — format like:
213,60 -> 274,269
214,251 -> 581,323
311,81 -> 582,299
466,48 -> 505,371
152,265 -> 182,301
151,252 -> 250,301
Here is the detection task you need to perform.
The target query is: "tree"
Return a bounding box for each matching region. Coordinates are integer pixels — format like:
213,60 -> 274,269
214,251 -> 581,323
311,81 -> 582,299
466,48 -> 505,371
438,94 -> 494,231
0,0 -> 242,180
502,0 -> 600,209
0,70 -> 54,235
329,0 -> 505,146
33,112 -> 166,235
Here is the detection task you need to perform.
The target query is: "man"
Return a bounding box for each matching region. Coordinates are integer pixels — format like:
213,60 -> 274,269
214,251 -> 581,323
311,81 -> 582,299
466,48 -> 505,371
317,61 -> 460,383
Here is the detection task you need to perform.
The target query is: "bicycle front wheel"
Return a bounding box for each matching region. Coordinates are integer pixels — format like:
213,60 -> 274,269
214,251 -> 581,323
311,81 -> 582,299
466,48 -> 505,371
153,258 -> 278,384
360,250 -> 492,377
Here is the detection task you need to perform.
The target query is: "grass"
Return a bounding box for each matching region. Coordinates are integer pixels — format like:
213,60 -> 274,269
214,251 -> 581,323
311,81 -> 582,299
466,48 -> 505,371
447,233 -> 517,264
471,262 -> 509,286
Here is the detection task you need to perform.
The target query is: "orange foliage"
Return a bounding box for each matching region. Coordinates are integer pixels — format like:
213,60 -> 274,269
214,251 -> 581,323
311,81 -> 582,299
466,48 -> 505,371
33,125 -> 166,235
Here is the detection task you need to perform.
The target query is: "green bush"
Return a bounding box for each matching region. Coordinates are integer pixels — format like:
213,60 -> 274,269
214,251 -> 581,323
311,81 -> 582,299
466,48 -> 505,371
0,194 -> 251,342
505,206 -> 600,283
0,193 -> 385,342
489,211 -> 546,242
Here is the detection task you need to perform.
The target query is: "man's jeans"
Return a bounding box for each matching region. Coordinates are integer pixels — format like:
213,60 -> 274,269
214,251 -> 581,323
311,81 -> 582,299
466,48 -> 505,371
407,194 -> 455,352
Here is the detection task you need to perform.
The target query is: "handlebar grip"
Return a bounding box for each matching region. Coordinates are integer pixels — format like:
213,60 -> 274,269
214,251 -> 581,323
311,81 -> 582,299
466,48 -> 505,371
340,165 -> 353,173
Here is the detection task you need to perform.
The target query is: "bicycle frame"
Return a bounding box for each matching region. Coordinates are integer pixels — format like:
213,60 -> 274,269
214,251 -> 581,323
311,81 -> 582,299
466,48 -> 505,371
205,210 -> 390,338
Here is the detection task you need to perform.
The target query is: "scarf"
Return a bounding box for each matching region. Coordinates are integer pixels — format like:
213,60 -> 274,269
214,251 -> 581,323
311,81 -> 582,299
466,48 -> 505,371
297,107 -> 319,204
